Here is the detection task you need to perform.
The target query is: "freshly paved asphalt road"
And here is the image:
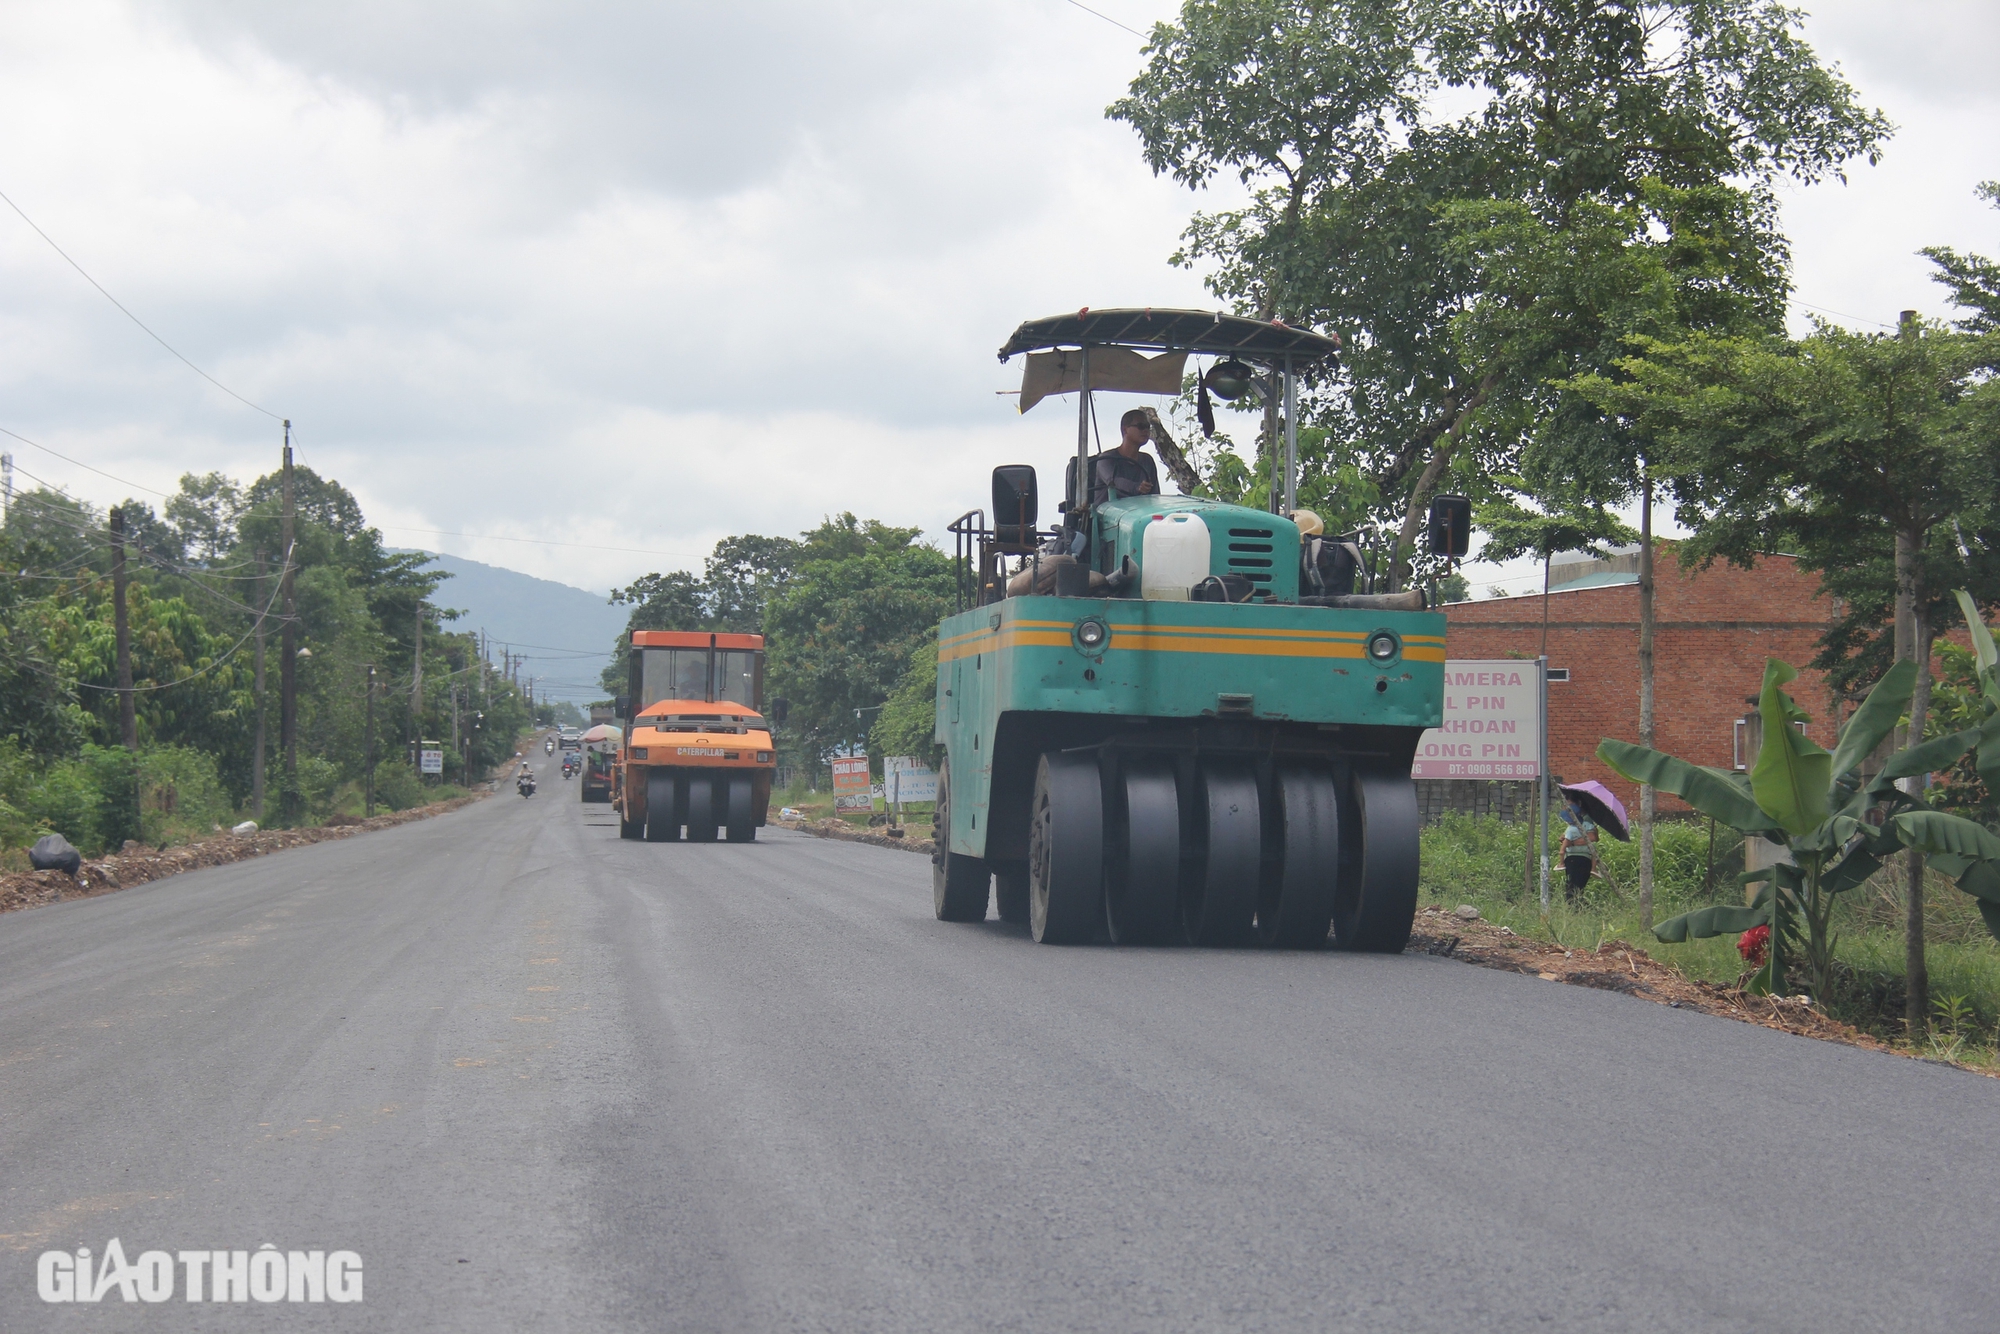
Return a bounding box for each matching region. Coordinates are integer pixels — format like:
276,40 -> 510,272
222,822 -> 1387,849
4,749 -> 1998,1331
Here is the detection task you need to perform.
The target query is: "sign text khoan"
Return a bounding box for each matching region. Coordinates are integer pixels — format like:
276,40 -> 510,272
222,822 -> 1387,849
1411,660 -> 1541,779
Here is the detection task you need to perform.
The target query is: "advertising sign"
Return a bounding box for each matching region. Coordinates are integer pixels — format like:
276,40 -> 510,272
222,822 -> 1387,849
831,754 -> 873,812
420,747 -> 444,775
1411,660 -> 1541,779
883,756 -> 938,804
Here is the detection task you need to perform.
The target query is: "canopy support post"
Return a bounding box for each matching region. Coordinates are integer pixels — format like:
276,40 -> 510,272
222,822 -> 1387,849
1075,345 -> 1092,519
1282,352 -> 1297,515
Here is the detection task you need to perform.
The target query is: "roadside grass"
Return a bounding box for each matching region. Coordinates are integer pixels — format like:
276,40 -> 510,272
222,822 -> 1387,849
1419,812 -> 2000,1065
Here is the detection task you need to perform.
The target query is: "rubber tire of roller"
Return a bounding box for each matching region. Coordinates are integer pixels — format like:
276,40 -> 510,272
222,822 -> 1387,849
1106,754 -> 1180,945
724,774 -> 756,843
993,862 -> 1030,924
1257,764 -> 1340,948
1029,751 -> 1105,945
1185,759 -> 1259,947
644,770 -> 680,842
684,774 -> 720,843
1333,768 -> 1420,953
932,754 -> 991,922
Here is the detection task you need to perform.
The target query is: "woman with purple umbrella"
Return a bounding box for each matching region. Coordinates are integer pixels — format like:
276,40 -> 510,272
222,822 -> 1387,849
1555,780 -> 1630,904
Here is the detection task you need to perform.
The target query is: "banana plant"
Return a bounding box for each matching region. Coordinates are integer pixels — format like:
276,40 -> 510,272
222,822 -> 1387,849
1598,643 -> 2000,998
1920,591 -> 2000,941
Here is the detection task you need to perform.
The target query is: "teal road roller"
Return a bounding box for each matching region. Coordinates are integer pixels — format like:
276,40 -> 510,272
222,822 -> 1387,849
931,308 -> 1470,948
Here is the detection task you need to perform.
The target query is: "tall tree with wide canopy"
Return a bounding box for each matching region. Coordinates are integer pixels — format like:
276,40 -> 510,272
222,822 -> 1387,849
1110,0 -> 1888,581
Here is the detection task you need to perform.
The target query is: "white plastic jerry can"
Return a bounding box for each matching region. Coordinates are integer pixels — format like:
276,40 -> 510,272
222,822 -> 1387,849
1141,513 -> 1211,601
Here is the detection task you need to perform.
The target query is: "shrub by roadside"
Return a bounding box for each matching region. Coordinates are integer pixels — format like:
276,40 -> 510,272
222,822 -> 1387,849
1419,812 -> 2000,1056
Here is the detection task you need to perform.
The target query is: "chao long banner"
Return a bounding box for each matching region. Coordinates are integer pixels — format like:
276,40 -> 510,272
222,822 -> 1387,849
1410,659 -> 1542,780
831,754 -> 874,812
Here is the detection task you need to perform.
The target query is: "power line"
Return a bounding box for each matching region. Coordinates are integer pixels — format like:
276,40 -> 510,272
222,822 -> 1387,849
1065,0 -> 1147,38
0,425 -> 169,498
0,186 -> 284,421
1793,299 -> 1897,330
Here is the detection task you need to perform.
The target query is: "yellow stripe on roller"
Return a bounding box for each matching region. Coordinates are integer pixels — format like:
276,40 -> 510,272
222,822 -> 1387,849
1112,634 -> 1369,660
940,613 -> 1446,664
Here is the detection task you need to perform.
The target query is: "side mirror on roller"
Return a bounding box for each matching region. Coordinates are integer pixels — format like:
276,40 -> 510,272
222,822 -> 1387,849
1426,494 -> 1472,558
992,465 -> 1038,548
771,697 -> 790,727
614,695 -> 631,718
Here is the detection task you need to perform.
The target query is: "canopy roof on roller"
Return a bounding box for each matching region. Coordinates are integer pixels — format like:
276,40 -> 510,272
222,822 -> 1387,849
997,308 -> 1341,369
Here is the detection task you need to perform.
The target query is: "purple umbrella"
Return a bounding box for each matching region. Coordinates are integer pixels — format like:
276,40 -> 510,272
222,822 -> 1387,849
1559,780 -> 1630,841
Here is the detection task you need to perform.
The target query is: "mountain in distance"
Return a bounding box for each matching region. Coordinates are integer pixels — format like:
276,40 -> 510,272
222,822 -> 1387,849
392,550 -> 629,700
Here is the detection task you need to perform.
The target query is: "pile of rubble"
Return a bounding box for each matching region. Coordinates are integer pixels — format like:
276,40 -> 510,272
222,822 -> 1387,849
0,794 -> 487,917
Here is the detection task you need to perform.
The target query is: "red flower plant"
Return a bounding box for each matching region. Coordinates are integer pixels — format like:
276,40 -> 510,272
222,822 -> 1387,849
1737,924 -> 1770,966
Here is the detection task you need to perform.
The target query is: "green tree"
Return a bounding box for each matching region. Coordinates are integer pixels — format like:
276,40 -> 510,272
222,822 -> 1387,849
1592,319 -> 2000,1024
1922,181 -> 2000,334
1111,0 -> 1887,584
765,516 -> 954,764
870,640 -> 941,770
164,471 -> 244,567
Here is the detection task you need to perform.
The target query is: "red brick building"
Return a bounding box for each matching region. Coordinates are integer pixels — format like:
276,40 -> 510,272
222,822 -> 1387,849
1441,547 -> 1838,815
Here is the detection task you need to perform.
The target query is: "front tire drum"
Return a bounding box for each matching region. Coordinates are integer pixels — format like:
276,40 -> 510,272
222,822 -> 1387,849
932,754 -> 991,921
643,770 -> 680,842
1029,751 -> 1104,945
1333,767 -> 1419,952
685,774 -> 720,842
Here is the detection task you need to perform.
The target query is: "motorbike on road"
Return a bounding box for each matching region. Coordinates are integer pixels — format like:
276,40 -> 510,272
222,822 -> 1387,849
518,771 -> 537,798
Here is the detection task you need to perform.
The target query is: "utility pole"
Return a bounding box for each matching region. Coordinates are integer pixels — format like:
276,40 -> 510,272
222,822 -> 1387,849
1896,307 -> 1930,1032
1638,467 -> 1657,932
252,548 -> 267,819
111,507 -> 137,750
0,451 -> 13,521
364,664 -> 377,817
279,422 -> 299,803
111,506 -> 139,846
410,601 -> 425,741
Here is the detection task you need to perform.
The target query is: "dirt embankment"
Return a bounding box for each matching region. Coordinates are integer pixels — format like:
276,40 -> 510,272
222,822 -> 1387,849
784,816 -> 935,856
1405,908 -> 1917,1055
0,794 -> 489,917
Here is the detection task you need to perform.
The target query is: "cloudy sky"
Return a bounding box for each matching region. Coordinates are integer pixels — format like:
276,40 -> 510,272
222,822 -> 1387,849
2,0 -> 1996,604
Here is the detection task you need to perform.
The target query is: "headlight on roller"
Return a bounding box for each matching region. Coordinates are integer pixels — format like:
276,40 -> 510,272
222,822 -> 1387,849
1366,631 -> 1400,663
1074,617 -> 1109,651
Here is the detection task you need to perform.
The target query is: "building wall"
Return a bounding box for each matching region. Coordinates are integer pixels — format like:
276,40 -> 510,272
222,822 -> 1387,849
1440,551 -> 1837,816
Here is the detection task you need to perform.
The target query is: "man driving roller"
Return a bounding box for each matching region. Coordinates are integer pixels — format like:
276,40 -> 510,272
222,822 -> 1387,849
1090,409 -> 1161,507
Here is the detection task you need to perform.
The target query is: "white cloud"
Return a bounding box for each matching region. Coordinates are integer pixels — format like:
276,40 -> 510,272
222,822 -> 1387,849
1,0 -> 1993,601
